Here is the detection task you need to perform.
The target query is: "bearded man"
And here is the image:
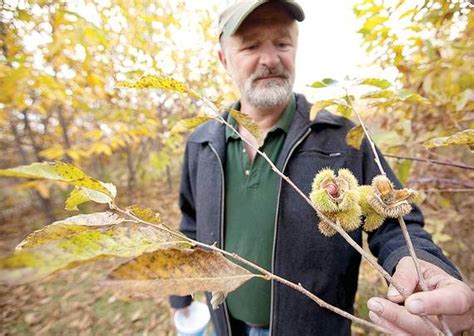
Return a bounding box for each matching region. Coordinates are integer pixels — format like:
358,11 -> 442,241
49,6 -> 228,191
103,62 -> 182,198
170,1 -> 473,335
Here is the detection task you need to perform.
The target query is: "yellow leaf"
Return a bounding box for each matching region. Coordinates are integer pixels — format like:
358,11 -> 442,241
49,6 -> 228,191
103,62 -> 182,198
229,109 -> 264,147
310,100 -> 340,120
423,129 -> 474,149
127,205 -> 162,225
65,187 -> 90,211
116,74 -> 200,99
0,162 -> 116,202
1,221 -> 189,285
106,248 -> 257,298
346,125 -> 365,150
171,116 -> 214,135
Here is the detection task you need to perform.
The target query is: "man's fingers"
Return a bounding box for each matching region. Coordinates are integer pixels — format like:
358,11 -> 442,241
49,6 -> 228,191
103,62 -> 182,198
367,297 -> 433,335
388,256 -> 419,302
406,280 -> 474,316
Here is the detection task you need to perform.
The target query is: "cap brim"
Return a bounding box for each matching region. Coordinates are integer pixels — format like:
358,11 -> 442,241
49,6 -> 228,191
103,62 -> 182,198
221,1 -> 305,38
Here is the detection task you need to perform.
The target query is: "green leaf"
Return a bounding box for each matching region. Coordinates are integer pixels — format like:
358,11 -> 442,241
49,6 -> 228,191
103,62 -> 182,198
116,74 -> 200,99
105,248 -> 257,298
0,221 -> 190,285
0,162 -> 116,202
310,78 -> 338,88
171,115 -> 214,135
357,78 -> 392,89
229,109 -> 264,146
423,129 -> 474,149
346,125 -> 365,150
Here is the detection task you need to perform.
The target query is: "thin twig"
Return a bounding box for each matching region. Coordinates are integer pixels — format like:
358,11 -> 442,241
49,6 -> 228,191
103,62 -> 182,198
384,153 -> 474,171
111,203 -> 391,334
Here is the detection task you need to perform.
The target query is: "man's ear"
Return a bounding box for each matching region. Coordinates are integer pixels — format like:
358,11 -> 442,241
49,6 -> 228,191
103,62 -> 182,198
218,49 -> 227,70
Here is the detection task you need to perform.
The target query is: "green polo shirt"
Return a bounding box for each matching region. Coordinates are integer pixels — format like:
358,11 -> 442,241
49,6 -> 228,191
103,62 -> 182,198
224,95 -> 296,326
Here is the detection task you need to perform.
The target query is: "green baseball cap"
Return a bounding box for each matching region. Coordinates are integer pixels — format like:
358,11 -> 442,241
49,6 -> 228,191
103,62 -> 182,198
218,0 -> 305,38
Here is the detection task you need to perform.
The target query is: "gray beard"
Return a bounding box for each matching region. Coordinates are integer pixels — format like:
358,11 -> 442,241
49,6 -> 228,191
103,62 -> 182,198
241,66 -> 294,110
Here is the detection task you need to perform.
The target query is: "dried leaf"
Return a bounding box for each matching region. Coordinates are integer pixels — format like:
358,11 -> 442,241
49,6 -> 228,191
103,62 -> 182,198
1,222 -> 189,284
423,129 -> 474,149
229,109 -> 263,146
0,162 -> 116,202
346,125 -> 365,150
211,291 -> 227,310
106,248 -> 257,298
171,116 -> 214,135
116,74 -> 200,99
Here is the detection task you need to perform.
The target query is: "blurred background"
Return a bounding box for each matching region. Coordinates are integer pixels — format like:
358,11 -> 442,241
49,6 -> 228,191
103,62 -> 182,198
0,0 -> 472,334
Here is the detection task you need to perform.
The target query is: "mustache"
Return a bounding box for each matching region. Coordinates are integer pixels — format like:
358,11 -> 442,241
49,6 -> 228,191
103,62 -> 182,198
250,65 -> 289,81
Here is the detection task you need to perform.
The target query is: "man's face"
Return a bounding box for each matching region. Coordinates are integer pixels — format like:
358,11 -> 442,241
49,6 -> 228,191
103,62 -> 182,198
219,3 -> 298,110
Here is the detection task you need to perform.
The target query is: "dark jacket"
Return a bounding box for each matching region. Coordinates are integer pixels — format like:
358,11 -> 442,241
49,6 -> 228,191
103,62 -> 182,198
170,94 -> 460,336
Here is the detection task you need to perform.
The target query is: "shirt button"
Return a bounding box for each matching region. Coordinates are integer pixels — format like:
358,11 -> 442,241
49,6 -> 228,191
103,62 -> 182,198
245,169 -> 250,176
242,148 -> 246,153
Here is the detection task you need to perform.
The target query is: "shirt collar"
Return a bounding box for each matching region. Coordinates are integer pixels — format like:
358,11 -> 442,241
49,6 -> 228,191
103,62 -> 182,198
225,94 -> 296,142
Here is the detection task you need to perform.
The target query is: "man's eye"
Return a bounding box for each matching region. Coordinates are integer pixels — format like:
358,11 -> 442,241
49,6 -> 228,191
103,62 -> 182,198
277,43 -> 290,49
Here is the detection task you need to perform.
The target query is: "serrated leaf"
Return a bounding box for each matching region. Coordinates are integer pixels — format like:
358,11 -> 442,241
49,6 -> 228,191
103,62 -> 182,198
0,162 -> 116,202
105,248 -> 257,298
229,109 -> 263,146
423,129 -> 474,149
346,125 -> 365,150
310,78 -> 338,88
127,205 -> 161,225
358,78 -> 392,89
171,116 -> 214,135
309,100 -> 340,120
116,74 -> 200,99
1,222 -> 190,285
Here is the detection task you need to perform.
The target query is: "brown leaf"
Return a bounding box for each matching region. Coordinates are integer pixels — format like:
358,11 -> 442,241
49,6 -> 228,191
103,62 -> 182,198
105,248 -> 257,298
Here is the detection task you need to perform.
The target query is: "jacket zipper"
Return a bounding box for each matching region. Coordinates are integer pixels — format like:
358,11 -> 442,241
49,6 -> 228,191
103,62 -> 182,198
209,143 -> 232,336
268,128 -> 311,335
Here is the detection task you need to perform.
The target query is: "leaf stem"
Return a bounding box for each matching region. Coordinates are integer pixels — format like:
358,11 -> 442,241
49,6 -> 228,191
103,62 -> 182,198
383,153 -> 474,171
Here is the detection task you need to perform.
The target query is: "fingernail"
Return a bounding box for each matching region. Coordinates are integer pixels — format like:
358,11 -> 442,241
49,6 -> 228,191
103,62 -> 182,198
387,285 -> 401,297
368,311 -> 380,323
367,299 -> 383,314
406,299 -> 425,315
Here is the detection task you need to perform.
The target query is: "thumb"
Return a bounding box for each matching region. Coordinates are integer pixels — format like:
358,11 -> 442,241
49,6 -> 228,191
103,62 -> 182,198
387,256 -> 419,303
405,278 -> 474,316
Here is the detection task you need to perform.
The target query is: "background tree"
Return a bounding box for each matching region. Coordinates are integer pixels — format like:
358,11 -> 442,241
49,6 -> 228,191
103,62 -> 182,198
0,0 -> 235,334
352,0 -> 473,333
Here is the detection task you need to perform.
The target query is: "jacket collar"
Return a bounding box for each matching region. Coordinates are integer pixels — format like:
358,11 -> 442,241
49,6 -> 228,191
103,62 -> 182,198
187,93 -> 343,146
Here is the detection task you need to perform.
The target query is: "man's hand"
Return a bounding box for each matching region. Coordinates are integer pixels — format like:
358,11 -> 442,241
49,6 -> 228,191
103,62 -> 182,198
367,256 -> 473,335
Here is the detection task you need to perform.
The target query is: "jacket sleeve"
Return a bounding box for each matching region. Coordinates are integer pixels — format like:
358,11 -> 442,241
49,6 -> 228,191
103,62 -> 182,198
169,142 -> 196,309
363,142 -> 462,279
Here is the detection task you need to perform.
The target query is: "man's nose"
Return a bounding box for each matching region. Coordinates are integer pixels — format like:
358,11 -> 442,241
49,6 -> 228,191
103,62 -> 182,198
258,44 -> 280,68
